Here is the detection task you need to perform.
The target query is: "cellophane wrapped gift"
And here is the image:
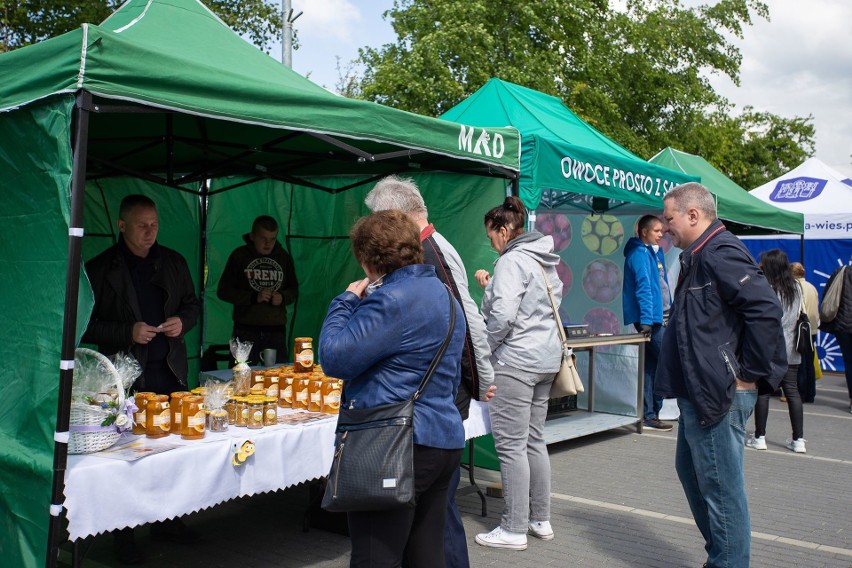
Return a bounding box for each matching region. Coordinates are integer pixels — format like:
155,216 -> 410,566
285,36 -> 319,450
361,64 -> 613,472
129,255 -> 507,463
230,337 -> 253,396
205,379 -> 230,432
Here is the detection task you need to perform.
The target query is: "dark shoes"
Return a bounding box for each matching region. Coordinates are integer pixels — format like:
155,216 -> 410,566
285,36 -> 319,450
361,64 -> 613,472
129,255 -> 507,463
643,418 -> 673,432
150,517 -> 202,544
113,527 -> 143,565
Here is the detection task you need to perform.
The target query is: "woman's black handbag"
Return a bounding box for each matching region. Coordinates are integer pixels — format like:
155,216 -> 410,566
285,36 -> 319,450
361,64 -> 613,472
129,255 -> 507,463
795,283 -> 812,355
321,289 -> 456,513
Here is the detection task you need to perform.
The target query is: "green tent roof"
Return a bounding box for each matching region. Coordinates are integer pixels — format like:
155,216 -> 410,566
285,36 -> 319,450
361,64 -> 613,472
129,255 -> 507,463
440,78 -> 695,210
650,147 -> 804,234
0,0 -> 520,182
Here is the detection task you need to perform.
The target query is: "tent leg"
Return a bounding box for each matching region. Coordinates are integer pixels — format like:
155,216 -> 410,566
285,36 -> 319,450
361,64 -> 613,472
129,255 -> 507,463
46,90 -> 91,568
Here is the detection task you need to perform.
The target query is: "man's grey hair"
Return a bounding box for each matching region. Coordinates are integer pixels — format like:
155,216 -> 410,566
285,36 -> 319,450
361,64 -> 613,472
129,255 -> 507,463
663,182 -> 717,220
365,175 -> 428,220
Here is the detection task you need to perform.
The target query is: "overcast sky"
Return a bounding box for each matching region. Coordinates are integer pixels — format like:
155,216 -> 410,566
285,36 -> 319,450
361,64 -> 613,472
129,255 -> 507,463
283,0 -> 852,180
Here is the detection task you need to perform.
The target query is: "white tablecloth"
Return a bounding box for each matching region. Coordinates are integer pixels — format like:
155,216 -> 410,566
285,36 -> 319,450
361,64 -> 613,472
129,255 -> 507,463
64,403 -> 491,541
63,414 -> 337,540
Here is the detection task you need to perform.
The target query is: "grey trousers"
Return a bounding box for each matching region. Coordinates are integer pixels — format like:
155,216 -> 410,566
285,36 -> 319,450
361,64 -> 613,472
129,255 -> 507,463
489,363 -> 555,533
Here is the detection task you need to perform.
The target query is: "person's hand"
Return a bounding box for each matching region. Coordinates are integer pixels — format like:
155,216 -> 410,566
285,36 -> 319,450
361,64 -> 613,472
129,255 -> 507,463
270,291 -> 283,306
346,278 -> 369,298
132,322 -> 161,345
160,316 -> 183,337
257,289 -> 273,303
634,323 -> 652,335
483,384 -> 497,402
474,269 -> 491,288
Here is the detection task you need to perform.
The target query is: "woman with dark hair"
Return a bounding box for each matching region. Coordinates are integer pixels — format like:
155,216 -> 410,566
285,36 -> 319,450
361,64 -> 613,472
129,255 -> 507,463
747,249 -> 806,453
319,210 -> 466,567
473,196 -> 563,550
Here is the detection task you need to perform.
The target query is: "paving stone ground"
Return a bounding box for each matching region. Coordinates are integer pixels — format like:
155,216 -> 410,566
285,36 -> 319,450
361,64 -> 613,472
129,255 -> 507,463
61,372 -> 852,567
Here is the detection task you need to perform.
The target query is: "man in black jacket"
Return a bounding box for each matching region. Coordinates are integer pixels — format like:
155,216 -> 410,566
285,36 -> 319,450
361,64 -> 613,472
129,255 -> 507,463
84,194 -> 201,394
657,183 -> 785,568
83,194 -> 202,563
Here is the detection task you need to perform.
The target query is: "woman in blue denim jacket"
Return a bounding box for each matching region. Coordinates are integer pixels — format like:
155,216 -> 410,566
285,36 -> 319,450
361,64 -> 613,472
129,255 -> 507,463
320,210 -> 466,568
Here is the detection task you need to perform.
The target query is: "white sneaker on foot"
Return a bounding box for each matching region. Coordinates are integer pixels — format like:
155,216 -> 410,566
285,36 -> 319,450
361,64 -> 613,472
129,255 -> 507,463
475,526 -> 527,550
786,438 -> 806,453
528,521 -> 554,540
745,434 -> 767,450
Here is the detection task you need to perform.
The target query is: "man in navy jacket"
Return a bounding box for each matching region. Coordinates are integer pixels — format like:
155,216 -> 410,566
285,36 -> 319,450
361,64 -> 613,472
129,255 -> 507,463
657,183 -> 785,568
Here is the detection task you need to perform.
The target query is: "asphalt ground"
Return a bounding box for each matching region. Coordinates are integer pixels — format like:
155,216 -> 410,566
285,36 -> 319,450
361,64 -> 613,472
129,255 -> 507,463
61,372 -> 852,568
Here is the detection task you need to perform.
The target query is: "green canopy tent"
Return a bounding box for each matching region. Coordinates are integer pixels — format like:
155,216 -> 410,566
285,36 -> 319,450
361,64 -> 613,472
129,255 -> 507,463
440,78 -> 696,213
0,1 -> 520,566
649,147 -> 804,235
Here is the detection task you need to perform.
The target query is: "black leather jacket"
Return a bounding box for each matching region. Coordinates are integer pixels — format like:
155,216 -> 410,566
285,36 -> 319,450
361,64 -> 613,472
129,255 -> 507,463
656,221 -> 786,427
82,241 -> 201,387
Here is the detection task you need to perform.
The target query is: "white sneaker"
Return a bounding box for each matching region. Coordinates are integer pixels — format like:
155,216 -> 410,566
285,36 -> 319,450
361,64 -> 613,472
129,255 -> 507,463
786,438 -> 806,453
528,520 -> 554,540
475,526 -> 527,550
745,435 -> 767,450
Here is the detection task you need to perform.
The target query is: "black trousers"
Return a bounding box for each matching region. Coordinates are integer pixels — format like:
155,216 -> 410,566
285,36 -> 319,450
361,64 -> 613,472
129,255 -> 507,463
232,324 -> 287,366
755,364 -> 803,440
347,445 -> 462,568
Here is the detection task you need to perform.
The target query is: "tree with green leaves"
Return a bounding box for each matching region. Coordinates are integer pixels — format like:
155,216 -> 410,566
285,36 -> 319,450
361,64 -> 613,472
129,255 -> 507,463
1,0 -> 283,53
349,0 -> 814,189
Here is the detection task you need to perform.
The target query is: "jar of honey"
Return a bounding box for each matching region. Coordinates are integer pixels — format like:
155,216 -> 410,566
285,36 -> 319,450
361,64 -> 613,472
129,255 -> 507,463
235,397 -> 249,427
180,396 -> 205,440
246,396 -> 265,429
321,378 -> 342,414
293,337 -> 314,373
251,370 -> 266,389
292,377 -> 310,410
145,395 -> 171,438
264,373 -> 280,398
278,376 -> 293,408
308,378 -> 323,412
132,392 -> 155,435
225,398 -> 237,424
210,409 -> 228,432
263,397 -> 278,426
169,391 -> 191,435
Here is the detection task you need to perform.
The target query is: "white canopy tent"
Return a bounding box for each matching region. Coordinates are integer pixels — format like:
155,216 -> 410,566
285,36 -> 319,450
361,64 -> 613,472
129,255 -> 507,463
744,157 -> 852,372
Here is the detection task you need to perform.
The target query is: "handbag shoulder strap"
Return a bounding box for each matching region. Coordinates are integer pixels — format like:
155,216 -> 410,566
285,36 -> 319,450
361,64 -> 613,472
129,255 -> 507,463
412,286 -> 457,401
538,264 -> 568,346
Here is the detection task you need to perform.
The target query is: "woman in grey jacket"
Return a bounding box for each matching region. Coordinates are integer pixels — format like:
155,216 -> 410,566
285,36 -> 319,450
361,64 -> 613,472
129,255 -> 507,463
473,196 -> 563,550
747,249 -> 806,453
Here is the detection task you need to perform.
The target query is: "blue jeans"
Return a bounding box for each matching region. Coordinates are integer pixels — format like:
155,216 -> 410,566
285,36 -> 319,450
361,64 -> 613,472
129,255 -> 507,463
676,390 -> 757,568
443,465 -> 469,568
644,324 -> 665,420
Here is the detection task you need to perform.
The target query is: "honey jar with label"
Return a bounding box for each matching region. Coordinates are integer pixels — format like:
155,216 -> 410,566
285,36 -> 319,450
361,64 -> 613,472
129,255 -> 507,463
321,378 -> 342,414
263,397 -> 278,426
132,392 -> 155,435
264,373 -> 280,398
180,395 -> 205,440
308,378 -> 323,412
292,377 -> 310,410
235,397 -> 249,427
169,391 -> 191,435
145,395 -> 171,438
251,370 -> 266,390
278,376 -> 293,408
293,337 -> 314,373
246,396 -> 265,429
225,398 -> 237,424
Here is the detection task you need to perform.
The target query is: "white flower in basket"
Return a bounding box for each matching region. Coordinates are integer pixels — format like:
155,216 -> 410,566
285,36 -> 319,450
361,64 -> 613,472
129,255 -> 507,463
69,348 -> 139,455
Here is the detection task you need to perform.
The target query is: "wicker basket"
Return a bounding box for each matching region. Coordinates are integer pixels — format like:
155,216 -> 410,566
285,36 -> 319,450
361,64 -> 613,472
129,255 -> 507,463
68,348 -> 124,455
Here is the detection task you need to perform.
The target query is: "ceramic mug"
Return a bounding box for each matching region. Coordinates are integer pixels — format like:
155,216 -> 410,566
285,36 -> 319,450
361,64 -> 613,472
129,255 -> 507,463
261,348 -> 277,367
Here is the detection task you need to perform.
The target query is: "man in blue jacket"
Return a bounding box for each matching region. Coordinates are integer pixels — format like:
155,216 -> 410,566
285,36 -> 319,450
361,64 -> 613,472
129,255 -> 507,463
622,214 -> 673,431
657,183 -> 785,568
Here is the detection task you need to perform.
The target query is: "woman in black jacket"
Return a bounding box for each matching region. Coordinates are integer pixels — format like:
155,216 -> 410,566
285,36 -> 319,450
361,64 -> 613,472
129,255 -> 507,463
819,257 -> 852,414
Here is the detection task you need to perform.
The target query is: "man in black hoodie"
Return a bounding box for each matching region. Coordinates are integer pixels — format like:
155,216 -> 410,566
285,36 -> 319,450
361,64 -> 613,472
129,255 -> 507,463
217,216 -> 298,364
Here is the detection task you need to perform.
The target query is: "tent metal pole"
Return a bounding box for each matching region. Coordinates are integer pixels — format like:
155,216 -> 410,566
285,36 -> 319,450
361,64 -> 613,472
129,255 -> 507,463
509,177 -> 519,197
800,233 -> 805,265
199,179 -> 209,363
46,90 -> 92,568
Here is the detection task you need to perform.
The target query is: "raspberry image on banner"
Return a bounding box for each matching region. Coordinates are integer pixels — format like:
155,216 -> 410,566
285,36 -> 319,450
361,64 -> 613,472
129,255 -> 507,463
536,212 -> 572,252
582,259 -> 623,304
581,214 -> 624,256
583,308 -> 622,335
